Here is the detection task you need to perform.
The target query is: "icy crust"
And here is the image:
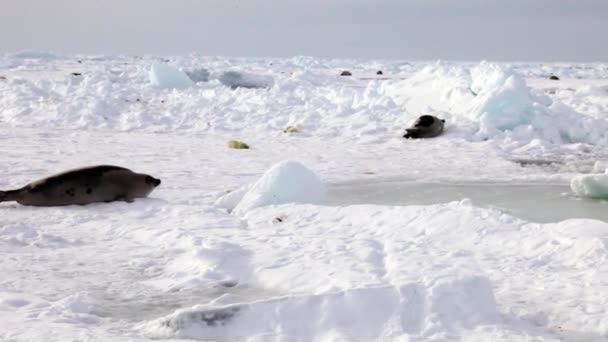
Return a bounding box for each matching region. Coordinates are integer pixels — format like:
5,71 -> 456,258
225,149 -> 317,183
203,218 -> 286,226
1,56 -> 607,155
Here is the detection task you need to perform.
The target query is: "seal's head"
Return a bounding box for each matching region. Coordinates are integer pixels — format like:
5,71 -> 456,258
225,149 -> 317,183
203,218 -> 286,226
145,175 -> 162,187
129,174 -> 161,198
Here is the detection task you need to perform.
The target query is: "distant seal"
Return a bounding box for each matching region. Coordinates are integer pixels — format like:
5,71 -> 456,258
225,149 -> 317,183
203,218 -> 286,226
0,165 -> 161,206
403,115 -> 445,139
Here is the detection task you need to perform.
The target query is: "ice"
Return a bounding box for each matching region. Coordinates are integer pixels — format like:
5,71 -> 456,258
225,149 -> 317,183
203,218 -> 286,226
571,174 -> 608,199
11,50 -> 61,59
592,161 -> 608,174
224,160 -> 325,215
470,72 -> 535,131
185,67 -> 210,83
149,62 -> 194,89
575,85 -> 607,97
218,70 -> 274,89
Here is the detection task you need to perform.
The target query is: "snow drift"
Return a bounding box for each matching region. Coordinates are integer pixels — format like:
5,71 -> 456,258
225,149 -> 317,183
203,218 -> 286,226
140,276 -> 498,341
216,160 -> 325,215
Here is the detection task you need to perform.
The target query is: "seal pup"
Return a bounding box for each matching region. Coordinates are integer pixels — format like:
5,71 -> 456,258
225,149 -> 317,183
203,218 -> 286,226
403,115 -> 445,139
0,165 -> 161,206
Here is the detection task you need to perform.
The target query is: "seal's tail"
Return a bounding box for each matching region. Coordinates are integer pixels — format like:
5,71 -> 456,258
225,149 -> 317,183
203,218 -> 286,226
0,190 -> 20,203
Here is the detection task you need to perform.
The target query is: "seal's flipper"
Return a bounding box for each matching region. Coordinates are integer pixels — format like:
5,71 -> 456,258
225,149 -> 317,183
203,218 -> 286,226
0,190 -> 21,203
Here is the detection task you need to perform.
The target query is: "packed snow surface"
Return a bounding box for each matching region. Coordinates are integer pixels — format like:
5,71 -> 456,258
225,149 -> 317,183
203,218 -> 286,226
1,53 -> 608,341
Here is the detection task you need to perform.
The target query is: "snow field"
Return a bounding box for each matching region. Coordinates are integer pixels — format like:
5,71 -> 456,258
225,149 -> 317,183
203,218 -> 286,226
1,54 -> 608,341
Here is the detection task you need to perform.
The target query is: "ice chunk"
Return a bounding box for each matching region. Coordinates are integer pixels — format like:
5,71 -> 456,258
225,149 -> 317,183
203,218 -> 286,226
218,71 -> 273,89
468,64 -> 536,131
149,62 -> 194,89
570,174 -> 608,199
231,160 -> 324,215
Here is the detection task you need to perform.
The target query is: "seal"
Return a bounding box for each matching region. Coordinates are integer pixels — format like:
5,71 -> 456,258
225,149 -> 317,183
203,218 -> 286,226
0,165 -> 161,206
403,115 -> 445,139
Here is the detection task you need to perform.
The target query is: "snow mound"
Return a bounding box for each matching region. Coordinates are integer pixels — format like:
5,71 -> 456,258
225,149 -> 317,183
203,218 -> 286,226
219,160 -> 324,215
570,174 -> 608,199
140,276 -> 498,341
149,62 -> 194,89
575,85 -> 607,97
218,71 -> 273,89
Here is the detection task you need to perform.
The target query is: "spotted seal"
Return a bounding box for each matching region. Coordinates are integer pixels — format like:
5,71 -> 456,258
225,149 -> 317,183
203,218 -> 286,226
0,165 -> 161,206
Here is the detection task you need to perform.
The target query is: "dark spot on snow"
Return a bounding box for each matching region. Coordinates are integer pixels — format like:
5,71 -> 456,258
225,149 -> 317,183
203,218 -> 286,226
340,70 -> 352,76
194,307 -> 240,327
219,280 -> 238,288
71,72 -> 82,76
511,158 -> 562,168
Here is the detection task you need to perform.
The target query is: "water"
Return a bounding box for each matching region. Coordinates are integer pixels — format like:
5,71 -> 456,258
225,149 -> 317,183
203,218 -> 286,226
326,180 -> 608,223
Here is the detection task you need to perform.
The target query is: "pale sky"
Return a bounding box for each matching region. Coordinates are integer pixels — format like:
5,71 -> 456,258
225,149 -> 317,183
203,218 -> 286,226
1,0 -> 607,61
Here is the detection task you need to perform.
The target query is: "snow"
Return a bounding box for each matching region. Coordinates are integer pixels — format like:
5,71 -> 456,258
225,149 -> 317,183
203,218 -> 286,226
140,275 -> 498,341
149,62 -> 194,89
1,54 -> 608,341
184,67 -> 210,83
218,160 -> 325,215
